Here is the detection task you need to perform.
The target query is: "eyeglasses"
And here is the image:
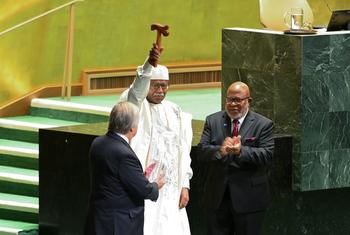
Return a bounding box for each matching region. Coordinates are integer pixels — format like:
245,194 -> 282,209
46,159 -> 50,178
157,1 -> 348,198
150,83 -> 169,90
225,96 -> 250,104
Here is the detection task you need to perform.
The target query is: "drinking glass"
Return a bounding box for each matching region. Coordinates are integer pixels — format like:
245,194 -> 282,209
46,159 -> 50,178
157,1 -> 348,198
284,7 -> 304,30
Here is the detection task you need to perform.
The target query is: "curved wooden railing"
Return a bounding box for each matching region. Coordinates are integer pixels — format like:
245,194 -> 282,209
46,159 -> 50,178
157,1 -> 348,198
81,61 -> 222,95
0,0 -> 84,100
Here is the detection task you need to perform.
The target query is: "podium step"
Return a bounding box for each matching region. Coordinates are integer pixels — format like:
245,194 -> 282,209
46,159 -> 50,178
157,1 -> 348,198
30,98 -> 110,123
0,193 -> 38,224
0,140 -> 38,170
0,193 -> 38,214
0,116 -> 83,143
0,219 -> 37,235
0,165 -> 38,185
0,166 -> 38,197
0,140 -> 38,159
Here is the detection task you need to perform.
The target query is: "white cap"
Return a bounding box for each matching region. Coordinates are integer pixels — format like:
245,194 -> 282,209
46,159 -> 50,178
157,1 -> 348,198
151,65 -> 169,80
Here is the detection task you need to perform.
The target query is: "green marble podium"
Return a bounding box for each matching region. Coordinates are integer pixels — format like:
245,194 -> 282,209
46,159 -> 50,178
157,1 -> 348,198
222,28 -> 350,191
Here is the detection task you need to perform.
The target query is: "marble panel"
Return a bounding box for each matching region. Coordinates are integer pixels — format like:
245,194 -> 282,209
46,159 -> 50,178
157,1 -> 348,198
301,111 -> 330,152
222,29 -> 276,72
274,70 -> 301,135
329,34 -> 350,73
221,67 -> 242,89
274,35 -> 301,74
300,151 -> 330,191
329,149 -> 350,188
328,70 -> 350,112
329,111 -> 350,149
302,35 -> 331,76
302,74 -> 329,113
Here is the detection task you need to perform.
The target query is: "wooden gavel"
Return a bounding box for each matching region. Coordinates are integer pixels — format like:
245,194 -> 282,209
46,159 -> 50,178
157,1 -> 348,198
149,23 -> 170,67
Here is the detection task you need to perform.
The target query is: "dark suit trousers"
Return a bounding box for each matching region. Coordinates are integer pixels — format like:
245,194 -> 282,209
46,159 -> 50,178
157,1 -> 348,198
206,188 -> 265,235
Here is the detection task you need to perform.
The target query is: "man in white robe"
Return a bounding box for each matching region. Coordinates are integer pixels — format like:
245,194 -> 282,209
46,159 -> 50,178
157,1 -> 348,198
119,44 -> 193,235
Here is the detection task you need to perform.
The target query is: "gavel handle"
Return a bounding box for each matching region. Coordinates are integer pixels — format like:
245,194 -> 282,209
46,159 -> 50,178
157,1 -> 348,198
149,32 -> 162,67
156,31 -> 162,49
148,41 -> 158,67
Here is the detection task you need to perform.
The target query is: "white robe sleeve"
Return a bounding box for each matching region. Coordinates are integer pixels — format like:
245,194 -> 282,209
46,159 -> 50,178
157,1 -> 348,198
181,112 -> 193,189
119,60 -> 153,107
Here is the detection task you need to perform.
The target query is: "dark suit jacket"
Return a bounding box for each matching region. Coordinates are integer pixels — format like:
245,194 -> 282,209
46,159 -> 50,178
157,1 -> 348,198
198,110 -> 274,213
85,131 -> 158,235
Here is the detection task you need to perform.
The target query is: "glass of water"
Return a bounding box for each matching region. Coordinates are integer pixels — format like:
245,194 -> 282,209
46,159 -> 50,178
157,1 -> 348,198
291,7 -> 304,30
284,7 -> 304,31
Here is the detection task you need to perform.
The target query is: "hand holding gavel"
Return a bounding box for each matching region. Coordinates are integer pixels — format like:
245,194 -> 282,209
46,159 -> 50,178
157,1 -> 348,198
148,23 -> 169,67
148,44 -> 162,66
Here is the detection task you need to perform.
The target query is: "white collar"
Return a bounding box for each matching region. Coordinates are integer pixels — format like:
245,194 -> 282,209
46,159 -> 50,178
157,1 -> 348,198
231,109 -> 249,124
116,132 -> 129,144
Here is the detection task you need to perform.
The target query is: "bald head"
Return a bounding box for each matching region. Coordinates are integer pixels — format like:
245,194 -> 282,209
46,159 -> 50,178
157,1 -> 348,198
225,81 -> 251,119
227,82 -> 250,98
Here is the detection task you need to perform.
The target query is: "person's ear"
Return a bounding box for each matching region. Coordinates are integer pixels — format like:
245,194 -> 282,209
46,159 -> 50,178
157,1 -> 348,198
130,126 -> 137,135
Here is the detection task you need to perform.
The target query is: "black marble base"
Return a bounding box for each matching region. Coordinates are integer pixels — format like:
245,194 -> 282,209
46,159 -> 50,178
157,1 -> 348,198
39,123 -> 350,235
39,124 -> 104,235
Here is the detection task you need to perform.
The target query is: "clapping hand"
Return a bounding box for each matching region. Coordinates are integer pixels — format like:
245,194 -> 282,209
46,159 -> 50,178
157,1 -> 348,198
219,136 -> 241,156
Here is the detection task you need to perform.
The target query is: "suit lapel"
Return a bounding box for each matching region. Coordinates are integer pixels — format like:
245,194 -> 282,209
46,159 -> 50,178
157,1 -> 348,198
221,111 -> 231,138
239,111 -> 255,139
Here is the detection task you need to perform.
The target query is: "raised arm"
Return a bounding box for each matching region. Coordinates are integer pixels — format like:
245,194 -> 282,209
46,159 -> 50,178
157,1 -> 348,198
120,44 -> 162,107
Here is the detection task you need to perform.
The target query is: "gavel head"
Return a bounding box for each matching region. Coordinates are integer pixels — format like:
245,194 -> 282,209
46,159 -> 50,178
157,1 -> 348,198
151,23 -> 170,36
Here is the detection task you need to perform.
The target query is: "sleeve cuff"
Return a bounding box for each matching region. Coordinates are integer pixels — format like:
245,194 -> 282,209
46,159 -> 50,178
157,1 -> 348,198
149,182 -> 159,201
142,57 -> 153,75
182,177 -> 190,189
215,151 -> 224,160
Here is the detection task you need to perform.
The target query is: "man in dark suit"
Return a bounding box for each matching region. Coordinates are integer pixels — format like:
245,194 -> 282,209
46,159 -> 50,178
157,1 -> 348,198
198,82 -> 274,235
85,101 -> 165,235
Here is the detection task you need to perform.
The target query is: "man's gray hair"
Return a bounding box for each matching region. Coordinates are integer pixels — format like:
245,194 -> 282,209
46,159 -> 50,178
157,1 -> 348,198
108,101 -> 139,134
